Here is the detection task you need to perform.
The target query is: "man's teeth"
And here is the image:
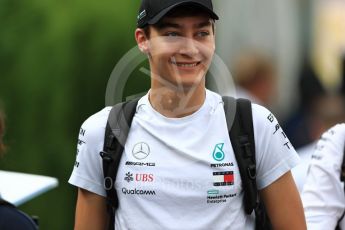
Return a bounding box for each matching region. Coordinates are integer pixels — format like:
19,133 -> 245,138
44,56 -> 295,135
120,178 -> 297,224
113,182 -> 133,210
172,62 -> 198,67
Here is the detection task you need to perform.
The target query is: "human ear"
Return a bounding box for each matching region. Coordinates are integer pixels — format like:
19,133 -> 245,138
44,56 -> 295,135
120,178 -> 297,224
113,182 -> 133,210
135,28 -> 149,54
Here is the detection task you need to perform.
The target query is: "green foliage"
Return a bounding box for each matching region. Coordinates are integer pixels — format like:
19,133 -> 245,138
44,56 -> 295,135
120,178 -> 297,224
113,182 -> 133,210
0,0 -> 149,229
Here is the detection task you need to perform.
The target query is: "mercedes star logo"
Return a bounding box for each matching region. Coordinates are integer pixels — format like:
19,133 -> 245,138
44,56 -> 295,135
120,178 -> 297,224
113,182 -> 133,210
132,142 -> 150,160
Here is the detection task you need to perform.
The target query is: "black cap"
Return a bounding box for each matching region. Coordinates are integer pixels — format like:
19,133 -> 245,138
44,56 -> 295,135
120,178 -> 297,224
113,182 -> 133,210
137,0 -> 219,28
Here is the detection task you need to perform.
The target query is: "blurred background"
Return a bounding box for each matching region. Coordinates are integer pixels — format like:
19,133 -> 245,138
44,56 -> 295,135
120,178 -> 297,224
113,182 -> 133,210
0,0 -> 345,229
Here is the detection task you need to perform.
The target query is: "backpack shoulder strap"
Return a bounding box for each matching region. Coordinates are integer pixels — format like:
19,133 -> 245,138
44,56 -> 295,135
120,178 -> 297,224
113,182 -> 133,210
223,96 -> 273,230
100,98 -> 139,230
340,141 -> 345,185
223,96 -> 257,215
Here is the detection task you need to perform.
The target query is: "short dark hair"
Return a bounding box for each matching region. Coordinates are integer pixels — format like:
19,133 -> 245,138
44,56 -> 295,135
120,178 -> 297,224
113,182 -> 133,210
0,111 -> 6,157
142,5 -> 215,38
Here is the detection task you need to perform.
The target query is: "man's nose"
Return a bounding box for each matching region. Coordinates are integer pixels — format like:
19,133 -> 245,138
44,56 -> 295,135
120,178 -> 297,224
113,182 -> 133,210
178,38 -> 199,57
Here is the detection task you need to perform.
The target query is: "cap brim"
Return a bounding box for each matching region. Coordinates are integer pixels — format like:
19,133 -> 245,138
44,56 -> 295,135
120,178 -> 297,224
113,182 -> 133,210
147,1 -> 219,26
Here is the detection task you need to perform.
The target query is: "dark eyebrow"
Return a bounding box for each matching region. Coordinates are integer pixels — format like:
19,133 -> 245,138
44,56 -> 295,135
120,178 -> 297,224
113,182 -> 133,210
196,21 -> 212,29
155,22 -> 181,30
155,20 -> 212,30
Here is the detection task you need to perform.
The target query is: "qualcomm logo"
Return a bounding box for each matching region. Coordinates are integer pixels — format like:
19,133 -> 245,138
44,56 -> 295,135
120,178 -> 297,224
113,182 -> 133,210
212,143 -> 225,161
122,187 -> 156,196
132,142 -> 150,160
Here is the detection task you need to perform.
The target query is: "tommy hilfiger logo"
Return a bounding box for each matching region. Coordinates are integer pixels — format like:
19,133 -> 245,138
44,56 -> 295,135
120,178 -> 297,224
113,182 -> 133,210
212,143 -> 225,161
213,171 -> 234,186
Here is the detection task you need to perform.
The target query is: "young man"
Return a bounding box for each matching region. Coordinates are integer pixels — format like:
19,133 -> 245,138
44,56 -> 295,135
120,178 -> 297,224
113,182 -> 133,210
302,123 -> 345,229
69,0 -> 306,229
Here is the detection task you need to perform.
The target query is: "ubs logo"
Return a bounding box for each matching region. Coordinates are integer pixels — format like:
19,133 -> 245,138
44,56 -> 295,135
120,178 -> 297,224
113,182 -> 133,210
132,142 -> 150,160
124,171 -> 154,183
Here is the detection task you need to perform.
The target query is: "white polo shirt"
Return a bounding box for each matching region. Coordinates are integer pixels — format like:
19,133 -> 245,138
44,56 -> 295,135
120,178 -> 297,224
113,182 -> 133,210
302,123 -> 345,230
69,90 -> 300,230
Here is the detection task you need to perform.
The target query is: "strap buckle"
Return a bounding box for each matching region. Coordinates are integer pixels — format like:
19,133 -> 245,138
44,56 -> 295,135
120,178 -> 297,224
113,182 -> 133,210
100,151 -> 113,162
247,164 -> 256,180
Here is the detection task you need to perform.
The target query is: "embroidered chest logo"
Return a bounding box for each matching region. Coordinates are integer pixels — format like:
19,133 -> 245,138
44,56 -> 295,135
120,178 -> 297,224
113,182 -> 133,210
212,143 -> 225,161
124,171 -> 154,183
213,171 -> 234,186
124,172 -> 134,183
132,142 -> 150,160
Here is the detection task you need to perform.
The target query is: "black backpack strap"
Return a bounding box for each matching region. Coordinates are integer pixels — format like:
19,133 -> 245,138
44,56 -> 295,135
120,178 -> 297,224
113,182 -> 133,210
223,96 -> 272,230
340,140 -> 345,185
100,98 -> 139,230
223,96 -> 257,214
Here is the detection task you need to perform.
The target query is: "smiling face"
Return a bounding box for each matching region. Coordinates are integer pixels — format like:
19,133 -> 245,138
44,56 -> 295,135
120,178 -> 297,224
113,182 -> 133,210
135,11 -> 216,91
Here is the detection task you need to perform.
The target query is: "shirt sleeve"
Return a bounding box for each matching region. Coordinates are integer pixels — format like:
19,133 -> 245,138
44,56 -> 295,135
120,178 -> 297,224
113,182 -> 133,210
68,107 -> 112,197
301,123 -> 345,230
252,104 -> 300,190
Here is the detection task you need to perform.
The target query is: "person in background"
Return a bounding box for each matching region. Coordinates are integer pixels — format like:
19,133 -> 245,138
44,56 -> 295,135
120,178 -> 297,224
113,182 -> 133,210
283,60 -> 326,149
0,109 -> 38,230
302,123 -> 345,229
291,93 -> 345,192
231,50 -> 277,108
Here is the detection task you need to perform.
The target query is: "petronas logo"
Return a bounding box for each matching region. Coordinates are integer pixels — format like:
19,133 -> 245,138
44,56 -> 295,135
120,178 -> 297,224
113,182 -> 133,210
212,143 -> 225,161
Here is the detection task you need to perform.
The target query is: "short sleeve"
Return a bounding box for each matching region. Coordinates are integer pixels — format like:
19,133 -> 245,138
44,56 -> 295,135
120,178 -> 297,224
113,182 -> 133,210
68,107 -> 112,197
301,123 -> 345,230
252,104 -> 300,190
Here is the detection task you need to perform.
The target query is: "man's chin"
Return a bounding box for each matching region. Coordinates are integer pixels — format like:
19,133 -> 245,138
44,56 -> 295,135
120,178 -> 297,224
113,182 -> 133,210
171,77 -> 205,91
174,70 -> 205,82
